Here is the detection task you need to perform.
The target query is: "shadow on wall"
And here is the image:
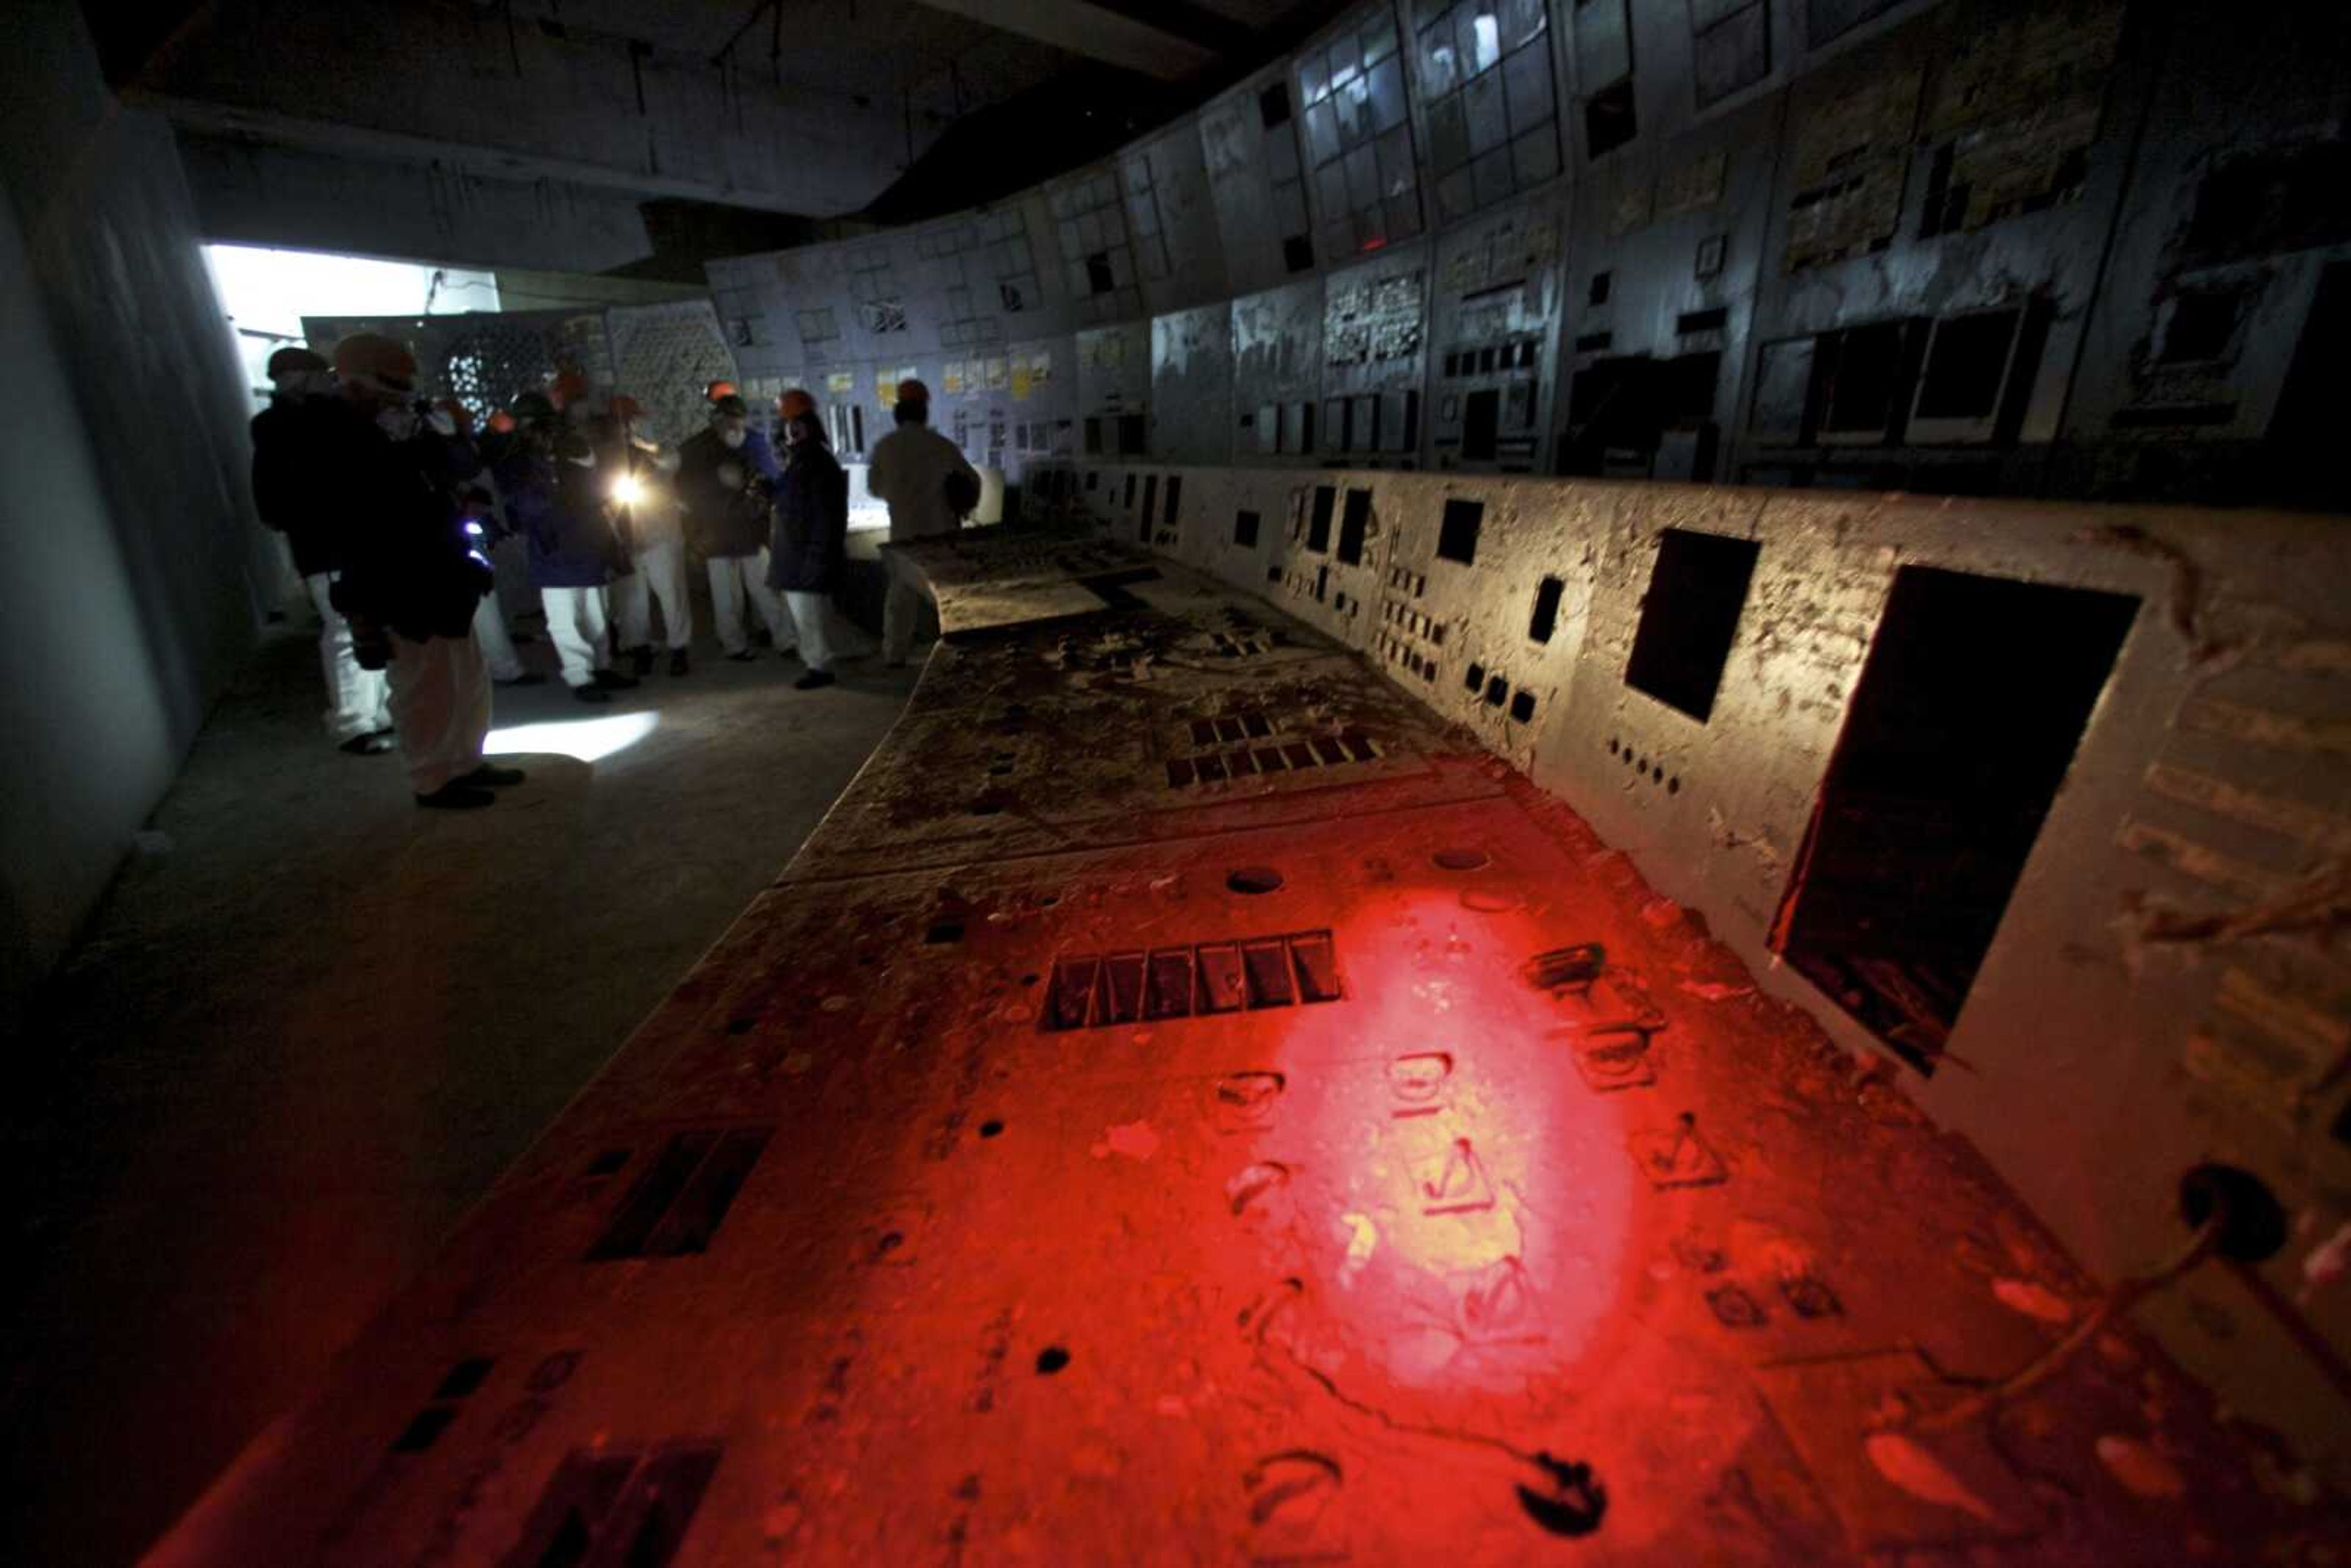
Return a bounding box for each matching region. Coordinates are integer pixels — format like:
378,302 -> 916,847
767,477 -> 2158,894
0,0 -> 266,1030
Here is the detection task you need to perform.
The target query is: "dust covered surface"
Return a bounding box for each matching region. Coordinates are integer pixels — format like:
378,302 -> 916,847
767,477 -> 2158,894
154,531 -> 2345,1566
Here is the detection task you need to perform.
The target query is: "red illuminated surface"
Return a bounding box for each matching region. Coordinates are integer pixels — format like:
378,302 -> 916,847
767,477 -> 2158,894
154,538 -> 2317,1564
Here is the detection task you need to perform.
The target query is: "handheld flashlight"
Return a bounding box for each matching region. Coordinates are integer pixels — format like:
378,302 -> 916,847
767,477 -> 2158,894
610,472 -> 644,506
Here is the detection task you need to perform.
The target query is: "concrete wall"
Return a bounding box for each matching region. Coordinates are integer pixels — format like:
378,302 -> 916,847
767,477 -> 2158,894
178,133 -> 657,274
0,2 -> 269,1030
1071,451 -> 2351,1481
701,0 -> 2349,514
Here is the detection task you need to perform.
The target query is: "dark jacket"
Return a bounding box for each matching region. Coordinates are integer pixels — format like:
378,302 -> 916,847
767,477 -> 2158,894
498,449 -> 624,590
767,439 -> 849,594
324,403 -> 492,641
676,427 -> 776,558
250,395 -> 345,576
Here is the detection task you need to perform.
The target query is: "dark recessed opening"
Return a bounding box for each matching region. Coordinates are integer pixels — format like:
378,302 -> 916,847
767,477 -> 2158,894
1337,489 -> 1372,565
1529,576 -> 1564,643
2161,290 -> 2246,364
1433,848 -> 1490,871
1228,866 -> 1285,895
585,1149 -> 631,1178
1141,473 -> 1158,522
1916,309 -> 2022,419
1117,415 -> 1147,456
1573,330 -> 1613,353
1307,485 -> 1336,552
1510,689 -> 1537,722
1676,306 -> 1728,335
1774,566 -> 2139,1073
1258,81 -> 1292,129
1234,509 -> 1261,547
1085,252 -> 1115,294
1464,661 -> 1486,693
1588,270 -> 1613,307
726,1015 -> 757,1035
1623,528 -> 1761,723
1086,470 -> 1099,490
1585,78 -> 1637,157
1124,473 -> 1136,507
978,1119 -> 1005,1139
1819,320 -> 1914,440
1483,675 -> 1507,707
1283,233 -> 1315,274
389,1406 -> 457,1454
2180,1164 -> 2289,1262
1035,1346 -> 1070,1375
434,1357 -> 496,1401
1437,498 -> 1483,565
925,920 -> 964,945
1163,475 -> 1182,528
1462,387 -> 1501,461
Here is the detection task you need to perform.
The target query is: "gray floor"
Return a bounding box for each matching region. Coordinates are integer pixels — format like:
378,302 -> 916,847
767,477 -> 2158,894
0,611 -> 915,1567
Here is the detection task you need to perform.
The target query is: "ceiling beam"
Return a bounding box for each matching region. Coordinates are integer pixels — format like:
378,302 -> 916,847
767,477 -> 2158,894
911,0 -> 1215,81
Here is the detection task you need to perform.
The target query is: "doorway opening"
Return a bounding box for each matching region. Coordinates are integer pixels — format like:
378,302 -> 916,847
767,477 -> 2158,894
1772,566 -> 2138,1071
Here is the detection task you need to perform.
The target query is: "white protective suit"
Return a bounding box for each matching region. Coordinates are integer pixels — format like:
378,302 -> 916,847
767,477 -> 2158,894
866,420 -> 978,665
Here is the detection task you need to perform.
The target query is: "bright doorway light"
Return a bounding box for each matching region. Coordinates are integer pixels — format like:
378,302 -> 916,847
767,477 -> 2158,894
202,244 -> 499,410
484,712 -> 659,764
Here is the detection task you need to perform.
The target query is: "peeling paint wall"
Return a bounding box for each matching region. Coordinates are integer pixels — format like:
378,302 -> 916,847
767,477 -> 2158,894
1091,454 -> 2351,1480
697,0 -> 2344,517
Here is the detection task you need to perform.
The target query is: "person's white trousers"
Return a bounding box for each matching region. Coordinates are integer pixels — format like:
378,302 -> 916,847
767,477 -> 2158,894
471,589 -> 525,682
882,552 -> 936,666
305,572 -> 391,740
707,552 -> 792,654
614,539 -> 692,651
540,585 -> 612,688
386,628 -> 490,797
781,591 -> 841,671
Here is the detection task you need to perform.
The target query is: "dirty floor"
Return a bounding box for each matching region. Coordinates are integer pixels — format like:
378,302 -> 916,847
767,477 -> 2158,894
144,538 -> 2343,1565
0,609 -> 917,1567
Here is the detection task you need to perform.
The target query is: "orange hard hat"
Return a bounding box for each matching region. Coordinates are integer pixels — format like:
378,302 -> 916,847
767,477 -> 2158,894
487,410 -> 519,433
331,332 -> 417,394
609,393 -> 645,423
706,379 -> 738,400
549,370 -> 590,409
778,388 -> 816,420
894,378 -> 930,405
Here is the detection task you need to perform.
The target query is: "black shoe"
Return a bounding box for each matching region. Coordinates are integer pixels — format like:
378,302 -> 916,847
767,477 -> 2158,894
495,671 -> 549,688
459,763 -> 527,788
630,645 -> 654,677
751,627 -> 774,648
414,783 -> 497,810
339,732 -> 396,756
725,648 -> 757,662
591,669 -> 640,690
793,669 -> 838,691
574,685 -> 613,705
669,649 -> 690,677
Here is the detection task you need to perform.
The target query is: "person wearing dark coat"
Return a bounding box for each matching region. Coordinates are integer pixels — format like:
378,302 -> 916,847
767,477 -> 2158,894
252,345 -> 396,753
323,334 -> 512,809
767,405 -> 852,689
495,408 -> 638,704
676,393 -> 794,661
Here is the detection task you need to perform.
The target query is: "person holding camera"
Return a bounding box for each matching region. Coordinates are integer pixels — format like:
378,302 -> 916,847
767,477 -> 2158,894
677,392 -> 793,661
495,392 -> 639,704
602,396 -> 692,678
323,334 -> 516,809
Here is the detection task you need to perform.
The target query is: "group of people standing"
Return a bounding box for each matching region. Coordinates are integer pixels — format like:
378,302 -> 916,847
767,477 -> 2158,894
250,333 -> 974,811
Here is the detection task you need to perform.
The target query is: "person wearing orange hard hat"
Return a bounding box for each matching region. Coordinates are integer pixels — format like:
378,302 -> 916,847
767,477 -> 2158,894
602,394 -> 694,677
324,332 -> 512,808
866,375 -> 977,666
705,379 -> 738,402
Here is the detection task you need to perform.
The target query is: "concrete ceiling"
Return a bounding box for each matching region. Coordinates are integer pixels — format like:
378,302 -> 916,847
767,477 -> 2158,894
88,0 -> 1343,226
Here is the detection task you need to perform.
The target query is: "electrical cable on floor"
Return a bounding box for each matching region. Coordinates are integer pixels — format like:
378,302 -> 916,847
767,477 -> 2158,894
1913,1215 -> 2223,1435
